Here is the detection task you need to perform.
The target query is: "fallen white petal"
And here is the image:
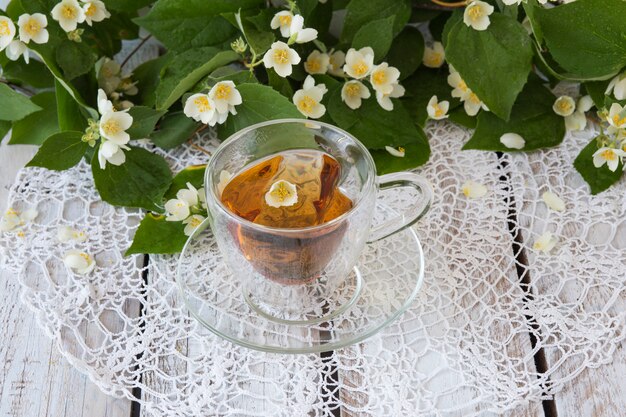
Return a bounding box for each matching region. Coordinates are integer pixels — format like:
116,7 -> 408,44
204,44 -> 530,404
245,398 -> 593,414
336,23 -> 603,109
542,191 -> 565,212
462,180 -> 487,199
499,133 -> 525,150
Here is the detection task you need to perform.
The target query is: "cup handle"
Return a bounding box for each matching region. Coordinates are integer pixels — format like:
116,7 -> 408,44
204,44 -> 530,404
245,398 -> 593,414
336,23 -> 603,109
367,172 -> 433,243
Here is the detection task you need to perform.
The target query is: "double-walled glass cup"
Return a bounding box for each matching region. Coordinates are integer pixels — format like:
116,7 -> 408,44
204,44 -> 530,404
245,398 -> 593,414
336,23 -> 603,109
204,119 -> 432,323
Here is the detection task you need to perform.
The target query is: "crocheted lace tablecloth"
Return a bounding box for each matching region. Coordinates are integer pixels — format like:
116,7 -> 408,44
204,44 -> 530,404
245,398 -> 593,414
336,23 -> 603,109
0,122 -> 624,417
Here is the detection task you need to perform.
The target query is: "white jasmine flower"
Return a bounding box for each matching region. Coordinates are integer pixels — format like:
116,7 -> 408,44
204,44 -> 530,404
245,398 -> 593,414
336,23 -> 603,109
553,95 -> 576,117
184,93 -> 220,126
448,70 -> 471,101
427,95 -> 449,120
385,146 -> 405,158
0,16 -> 16,51
197,186 -> 207,209
209,81 -> 242,115
606,73 -> 626,101
18,13 -> 49,44
51,0 -> 85,32
217,170 -> 233,196
592,147 -> 625,172
341,80 -> 370,110
542,191 -> 565,212
293,75 -> 327,119
462,180 -> 487,199
164,200 -> 189,222
502,0 -> 523,4
564,111 -> 587,131
270,11 -> 294,38
265,180 -> 298,208
423,42 -> 445,68
57,225 -> 88,242
376,83 -> 405,111
97,140 -> 129,169
343,47 -> 375,79
533,231 -> 557,253
82,0 -> 110,26
463,1 -> 494,31
304,50 -> 329,75
0,208 -> 21,232
99,109 -> 133,144
263,41 -> 300,77
370,62 -> 401,95
177,182 -> 200,208
328,50 -> 345,77
5,40 -> 29,63
288,15 -> 317,44
499,133 -> 525,149
577,95 -> 594,113
98,58 -> 121,94
183,214 -> 205,236
63,250 -> 96,274
464,92 -> 488,116
97,88 -> 114,114
607,103 -> 626,130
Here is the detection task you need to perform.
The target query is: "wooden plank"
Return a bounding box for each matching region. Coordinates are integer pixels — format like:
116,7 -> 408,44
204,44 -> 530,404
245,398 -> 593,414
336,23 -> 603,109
511,136 -> 626,417
0,142 -> 133,417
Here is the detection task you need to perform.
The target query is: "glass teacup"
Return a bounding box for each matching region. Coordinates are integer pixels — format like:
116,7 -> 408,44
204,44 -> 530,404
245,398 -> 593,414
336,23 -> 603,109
204,119 -> 432,322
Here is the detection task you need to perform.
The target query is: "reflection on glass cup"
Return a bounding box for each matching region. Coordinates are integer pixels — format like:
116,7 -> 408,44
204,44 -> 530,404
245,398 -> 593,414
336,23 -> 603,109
204,119 -> 432,321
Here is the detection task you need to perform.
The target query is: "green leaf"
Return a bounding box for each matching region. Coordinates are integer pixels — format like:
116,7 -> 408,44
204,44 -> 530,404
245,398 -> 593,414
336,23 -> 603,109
218,83 -> 303,138
230,10 -> 275,56
134,0 -> 264,51
150,111 -> 199,149
584,80 -> 611,109
328,87 -> 427,150
370,125 -> 430,174
386,26 -> 424,80
19,25 -> 98,119
402,67 -> 459,128
574,138 -> 624,195
340,0 -> 411,45
102,0 -> 153,12
0,121 -> 12,141
164,164 -> 207,200
463,77 -> 565,151
445,13 -> 533,121
351,15 -> 395,61
529,0 -> 626,80
448,107 -> 477,129
91,146 -> 172,212
441,9 -> 462,47
296,0 -> 332,37
208,67 -> 259,85
267,68 -> 294,98
125,213 -> 189,255
0,59 -> 54,89
132,54 -> 172,108
126,106 -> 167,139
56,80 -> 87,132
155,48 -> 239,110
55,39 -> 97,80
0,83 -> 42,121
9,92 -> 60,145
26,131 -> 88,171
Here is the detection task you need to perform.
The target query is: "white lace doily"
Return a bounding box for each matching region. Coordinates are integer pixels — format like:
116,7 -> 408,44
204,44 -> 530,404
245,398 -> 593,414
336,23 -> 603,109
1,122 -> 624,416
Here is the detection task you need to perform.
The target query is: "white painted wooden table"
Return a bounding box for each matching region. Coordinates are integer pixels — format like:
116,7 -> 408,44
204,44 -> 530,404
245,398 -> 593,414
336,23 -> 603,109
0,141 -> 625,417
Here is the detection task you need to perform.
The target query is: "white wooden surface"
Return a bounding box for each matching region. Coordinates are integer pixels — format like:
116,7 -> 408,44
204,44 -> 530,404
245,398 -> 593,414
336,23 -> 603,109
0,143 -> 132,417
0,143 -> 625,417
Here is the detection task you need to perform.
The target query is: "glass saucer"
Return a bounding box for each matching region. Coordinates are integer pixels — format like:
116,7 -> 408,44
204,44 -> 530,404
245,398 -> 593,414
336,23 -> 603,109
176,203 -> 425,354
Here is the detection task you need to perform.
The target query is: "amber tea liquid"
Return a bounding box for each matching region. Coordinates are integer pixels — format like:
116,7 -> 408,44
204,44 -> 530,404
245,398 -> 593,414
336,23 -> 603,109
221,149 -> 353,284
